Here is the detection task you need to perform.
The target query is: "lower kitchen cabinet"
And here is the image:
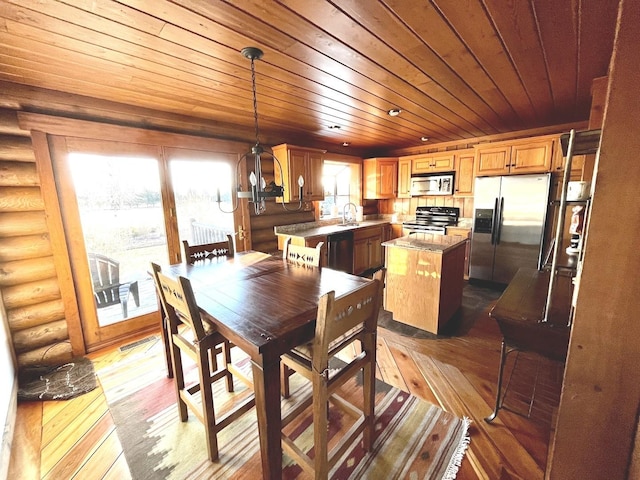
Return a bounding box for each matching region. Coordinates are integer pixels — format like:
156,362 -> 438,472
389,224 -> 404,240
353,226 -> 383,274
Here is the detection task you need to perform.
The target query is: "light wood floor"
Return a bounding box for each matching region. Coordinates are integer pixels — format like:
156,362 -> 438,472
8,286 -> 562,480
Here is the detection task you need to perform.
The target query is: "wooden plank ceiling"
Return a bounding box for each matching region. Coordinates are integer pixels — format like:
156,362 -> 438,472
0,0 -> 619,156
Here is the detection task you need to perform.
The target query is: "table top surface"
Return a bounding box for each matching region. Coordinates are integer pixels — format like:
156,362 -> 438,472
162,251 -> 370,359
489,267 -> 573,327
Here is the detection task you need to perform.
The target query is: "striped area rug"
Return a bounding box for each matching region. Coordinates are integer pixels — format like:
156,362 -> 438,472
96,337 -> 470,479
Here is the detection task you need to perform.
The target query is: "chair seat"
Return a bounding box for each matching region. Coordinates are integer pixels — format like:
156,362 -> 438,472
286,325 -> 364,364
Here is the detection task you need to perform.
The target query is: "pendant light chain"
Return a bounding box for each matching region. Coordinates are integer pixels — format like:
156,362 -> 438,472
216,47 -> 302,215
250,55 -> 260,147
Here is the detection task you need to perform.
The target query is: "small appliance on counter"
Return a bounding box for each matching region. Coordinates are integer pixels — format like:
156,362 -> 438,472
402,206 -> 460,235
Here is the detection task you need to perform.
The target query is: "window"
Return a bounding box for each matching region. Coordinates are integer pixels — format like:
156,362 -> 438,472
169,159 -> 235,245
320,162 -> 353,218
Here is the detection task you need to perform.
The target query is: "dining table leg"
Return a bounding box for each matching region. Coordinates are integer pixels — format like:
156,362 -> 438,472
251,355 -> 282,480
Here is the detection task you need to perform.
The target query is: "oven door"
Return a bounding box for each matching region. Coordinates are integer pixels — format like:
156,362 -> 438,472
403,225 -> 446,236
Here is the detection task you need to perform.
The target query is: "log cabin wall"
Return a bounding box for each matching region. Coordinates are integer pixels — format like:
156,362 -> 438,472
0,105 -> 321,361
0,110 -> 73,369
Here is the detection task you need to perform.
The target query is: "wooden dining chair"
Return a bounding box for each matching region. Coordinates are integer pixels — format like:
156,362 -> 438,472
182,235 -> 234,265
280,268 -> 385,479
157,236 -> 235,378
282,236 -> 323,267
150,262 -> 255,462
280,236 -> 325,397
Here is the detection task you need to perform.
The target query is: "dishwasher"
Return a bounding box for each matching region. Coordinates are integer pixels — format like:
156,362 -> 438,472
327,230 -> 354,273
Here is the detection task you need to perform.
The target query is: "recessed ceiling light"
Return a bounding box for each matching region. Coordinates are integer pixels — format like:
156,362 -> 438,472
421,136 -> 429,142
342,142 -> 350,147
387,108 -> 402,117
328,125 -> 341,129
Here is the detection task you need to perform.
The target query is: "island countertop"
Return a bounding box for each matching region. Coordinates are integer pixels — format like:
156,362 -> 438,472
382,233 -> 467,253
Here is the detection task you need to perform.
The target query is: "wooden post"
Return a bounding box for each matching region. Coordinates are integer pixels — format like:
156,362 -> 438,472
548,0 -> 640,477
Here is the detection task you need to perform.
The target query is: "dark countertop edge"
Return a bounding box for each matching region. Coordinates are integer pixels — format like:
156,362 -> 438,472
274,219 -> 392,238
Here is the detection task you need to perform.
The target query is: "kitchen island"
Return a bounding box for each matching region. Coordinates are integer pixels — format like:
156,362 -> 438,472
274,218 -> 401,274
382,234 -> 467,334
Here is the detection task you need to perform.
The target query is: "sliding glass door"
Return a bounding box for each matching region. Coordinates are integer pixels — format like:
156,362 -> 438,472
68,152 -> 167,328
165,148 -> 239,253
53,138 -> 239,351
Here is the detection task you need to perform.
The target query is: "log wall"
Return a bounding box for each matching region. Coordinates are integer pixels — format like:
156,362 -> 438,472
0,109 -> 72,370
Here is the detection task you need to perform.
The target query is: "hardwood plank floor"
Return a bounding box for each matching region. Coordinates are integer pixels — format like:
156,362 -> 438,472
8,283 -> 562,479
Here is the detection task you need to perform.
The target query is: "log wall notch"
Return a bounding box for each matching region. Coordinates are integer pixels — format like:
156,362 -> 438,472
0,109 -> 72,370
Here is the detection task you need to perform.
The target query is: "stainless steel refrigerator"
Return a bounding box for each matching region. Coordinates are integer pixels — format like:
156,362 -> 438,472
469,173 -> 551,284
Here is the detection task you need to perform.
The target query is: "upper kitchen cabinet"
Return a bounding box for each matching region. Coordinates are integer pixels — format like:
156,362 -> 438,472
363,157 -> 397,199
411,153 -> 455,174
474,136 -> 555,176
273,144 -> 325,203
454,149 -> 475,196
551,137 -> 585,178
397,157 -> 412,198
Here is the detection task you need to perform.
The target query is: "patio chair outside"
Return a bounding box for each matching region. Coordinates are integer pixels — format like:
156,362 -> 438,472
88,253 -> 140,318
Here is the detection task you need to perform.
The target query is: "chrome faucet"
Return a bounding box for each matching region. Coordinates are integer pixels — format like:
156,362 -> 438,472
342,202 -> 357,224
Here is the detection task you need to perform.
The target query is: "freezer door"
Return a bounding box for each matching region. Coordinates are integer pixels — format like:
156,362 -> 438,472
469,176 -> 501,281
493,174 -> 550,284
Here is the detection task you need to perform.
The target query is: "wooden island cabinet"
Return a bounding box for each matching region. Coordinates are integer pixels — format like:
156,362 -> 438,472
382,234 -> 467,334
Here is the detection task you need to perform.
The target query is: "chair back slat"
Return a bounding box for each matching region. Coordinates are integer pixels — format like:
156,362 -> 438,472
150,262 -> 207,341
312,269 -> 385,373
283,236 -> 323,267
183,235 -> 234,265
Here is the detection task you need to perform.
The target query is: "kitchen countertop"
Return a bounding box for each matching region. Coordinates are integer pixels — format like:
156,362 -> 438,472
382,233 -> 468,253
274,218 -> 392,238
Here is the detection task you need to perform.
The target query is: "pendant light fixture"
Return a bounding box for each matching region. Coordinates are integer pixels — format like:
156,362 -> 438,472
216,47 -> 304,215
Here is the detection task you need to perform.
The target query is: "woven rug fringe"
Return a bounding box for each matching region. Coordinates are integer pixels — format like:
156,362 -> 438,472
443,416 -> 472,480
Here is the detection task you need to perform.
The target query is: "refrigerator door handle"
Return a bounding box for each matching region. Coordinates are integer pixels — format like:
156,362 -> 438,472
490,197 -> 499,245
496,197 -> 504,244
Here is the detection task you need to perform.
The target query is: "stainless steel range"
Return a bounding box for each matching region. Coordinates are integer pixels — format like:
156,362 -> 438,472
403,206 -> 460,235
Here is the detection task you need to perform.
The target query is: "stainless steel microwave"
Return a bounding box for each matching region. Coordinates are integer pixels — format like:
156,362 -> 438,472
410,173 -> 454,196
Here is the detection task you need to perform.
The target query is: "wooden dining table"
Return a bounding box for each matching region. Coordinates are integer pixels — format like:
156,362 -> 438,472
162,250 -> 370,479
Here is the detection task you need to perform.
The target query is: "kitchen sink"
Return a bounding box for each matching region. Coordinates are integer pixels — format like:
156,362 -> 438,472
337,222 -> 359,227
